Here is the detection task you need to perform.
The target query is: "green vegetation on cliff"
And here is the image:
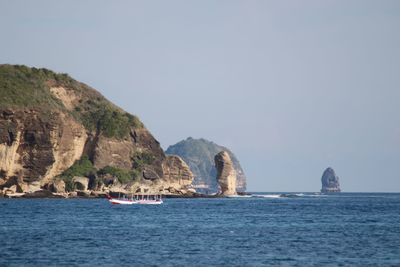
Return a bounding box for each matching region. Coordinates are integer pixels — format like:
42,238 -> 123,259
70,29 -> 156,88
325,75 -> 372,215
0,64 -> 143,139
60,155 -> 96,179
59,156 -> 141,190
0,64 -> 65,109
59,155 -> 96,191
80,106 -> 142,139
98,166 -> 140,184
131,151 -> 156,169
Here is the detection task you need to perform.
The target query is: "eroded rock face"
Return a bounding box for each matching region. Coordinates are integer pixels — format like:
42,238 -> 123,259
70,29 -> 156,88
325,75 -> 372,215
321,167 -> 341,193
90,128 -> 165,179
214,151 -> 237,196
162,155 -> 194,188
0,114 -> 191,195
110,155 -> 195,195
92,135 -> 135,170
47,179 -> 66,193
0,110 -> 86,186
72,176 -> 89,191
166,138 -> 246,193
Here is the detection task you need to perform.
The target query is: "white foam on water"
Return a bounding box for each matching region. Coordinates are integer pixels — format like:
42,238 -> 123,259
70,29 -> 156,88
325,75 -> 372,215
250,193 -> 329,198
252,194 -> 282,198
225,195 -> 252,198
307,194 -> 328,197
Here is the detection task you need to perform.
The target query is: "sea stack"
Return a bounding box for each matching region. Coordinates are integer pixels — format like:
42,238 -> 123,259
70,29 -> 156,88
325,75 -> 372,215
321,167 -> 341,193
214,151 -> 237,196
166,137 -> 247,194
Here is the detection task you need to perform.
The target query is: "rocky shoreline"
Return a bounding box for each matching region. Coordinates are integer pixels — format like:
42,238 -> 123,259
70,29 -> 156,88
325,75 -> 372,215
0,190 -> 250,199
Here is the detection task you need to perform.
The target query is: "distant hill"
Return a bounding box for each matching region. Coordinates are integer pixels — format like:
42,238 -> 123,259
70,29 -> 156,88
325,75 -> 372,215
166,137 -> 247,193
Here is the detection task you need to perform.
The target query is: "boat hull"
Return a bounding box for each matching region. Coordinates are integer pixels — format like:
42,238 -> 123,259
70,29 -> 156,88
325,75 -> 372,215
108,198 -> 163,205
109,199 -> 137,205
136,200 -> 163,205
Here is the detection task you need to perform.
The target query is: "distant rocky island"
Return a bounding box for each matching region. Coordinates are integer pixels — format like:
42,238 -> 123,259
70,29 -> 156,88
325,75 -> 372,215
321,167 -> 341,193
0,64 -> 196,198
166,137 -> 246,194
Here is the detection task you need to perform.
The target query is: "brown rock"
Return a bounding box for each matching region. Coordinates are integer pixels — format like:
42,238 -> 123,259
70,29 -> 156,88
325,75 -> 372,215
4,190 -> 14,196
92,135 -> 135,170
77,191 -> 90,197
90,191 -> 108,198
0,110 -> 86,186
23,190 -> 64,198
72,176 -> 89,191
162,155 -> 194,188
7,185 -> 18,194
143,169 -> 160,180
214,151 -> 237,196
0,175 -> 40,193
20,181 -> 41,193
47,179 -> 66,193
68,192 -> 78,198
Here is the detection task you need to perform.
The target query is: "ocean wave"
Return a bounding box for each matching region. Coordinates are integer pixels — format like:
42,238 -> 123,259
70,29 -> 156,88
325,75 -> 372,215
225,195 -> 253,198
250,193 -> 327,198
252,194 -> 282,198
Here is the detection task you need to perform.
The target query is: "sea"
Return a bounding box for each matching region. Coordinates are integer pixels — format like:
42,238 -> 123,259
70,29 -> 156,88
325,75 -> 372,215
1,193 -> 400,266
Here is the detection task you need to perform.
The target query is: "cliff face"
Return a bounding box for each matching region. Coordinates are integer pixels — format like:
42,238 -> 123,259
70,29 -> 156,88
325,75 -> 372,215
166,137 -> 246,193
214,151 -> 237,196
0,64 -> 193,196
0,110 -> 86,186
321,167 -> 341,193
160,155 -> 195,194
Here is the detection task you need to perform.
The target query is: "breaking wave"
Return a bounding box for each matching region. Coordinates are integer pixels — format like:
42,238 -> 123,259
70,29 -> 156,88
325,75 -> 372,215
249,193 -> 327,199
252,194 -> 282,198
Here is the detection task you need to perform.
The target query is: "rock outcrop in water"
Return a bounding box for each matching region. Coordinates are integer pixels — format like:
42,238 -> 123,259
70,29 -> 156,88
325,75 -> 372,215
166,137 -> 246,193
0,64 -> 194,197
321,167 -> 341,193
214,151 -> 237,196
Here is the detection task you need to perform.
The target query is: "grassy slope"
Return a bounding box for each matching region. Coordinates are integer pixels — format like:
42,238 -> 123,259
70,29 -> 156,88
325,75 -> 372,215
0,64 -> 143,139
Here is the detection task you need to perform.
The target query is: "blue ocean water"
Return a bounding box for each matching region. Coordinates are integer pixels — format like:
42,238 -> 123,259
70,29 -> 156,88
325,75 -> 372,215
1,193 -> 400,266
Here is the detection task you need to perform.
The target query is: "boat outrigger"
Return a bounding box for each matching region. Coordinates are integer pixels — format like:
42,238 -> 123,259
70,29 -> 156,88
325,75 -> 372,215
107,193 -> 163,205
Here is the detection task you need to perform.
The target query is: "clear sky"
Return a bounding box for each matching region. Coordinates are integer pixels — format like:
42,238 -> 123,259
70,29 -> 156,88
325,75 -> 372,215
1,0 -> 399,192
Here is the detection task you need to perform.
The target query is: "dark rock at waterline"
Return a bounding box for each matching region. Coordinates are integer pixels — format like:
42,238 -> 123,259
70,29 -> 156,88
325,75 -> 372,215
23,190 -> 65,198
321,167 -> 341,193
76,191 -> 91,197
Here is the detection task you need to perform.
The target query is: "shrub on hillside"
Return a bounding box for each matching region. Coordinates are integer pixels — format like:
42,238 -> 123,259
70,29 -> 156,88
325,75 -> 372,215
98,166 -> 140,184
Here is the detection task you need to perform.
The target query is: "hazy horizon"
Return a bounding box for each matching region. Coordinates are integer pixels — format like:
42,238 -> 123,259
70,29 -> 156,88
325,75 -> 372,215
1,1 -> 399,192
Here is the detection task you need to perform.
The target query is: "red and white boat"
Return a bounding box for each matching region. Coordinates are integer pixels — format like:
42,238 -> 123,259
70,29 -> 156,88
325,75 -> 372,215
107,194 -> 163,205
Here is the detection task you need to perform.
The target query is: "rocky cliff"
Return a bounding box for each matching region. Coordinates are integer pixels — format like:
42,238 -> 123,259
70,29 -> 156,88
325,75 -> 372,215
166,137 -> 246,193
0,64 -> 194,197
214,151 -> 237,196
321,167 -> 341,193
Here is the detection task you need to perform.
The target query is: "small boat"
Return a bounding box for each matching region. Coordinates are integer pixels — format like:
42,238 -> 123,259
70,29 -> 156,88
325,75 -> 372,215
107,194 -> 163,205
108,198 -> 137,205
